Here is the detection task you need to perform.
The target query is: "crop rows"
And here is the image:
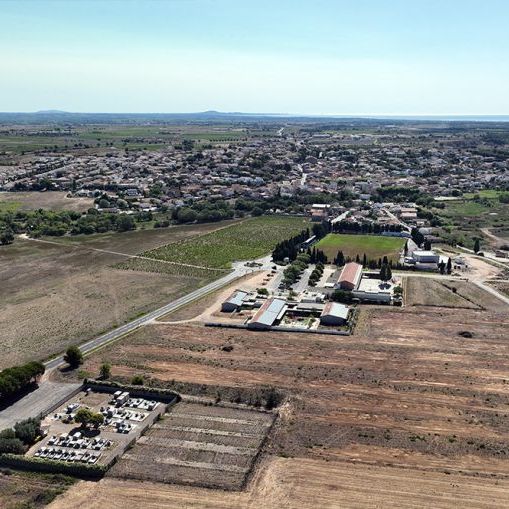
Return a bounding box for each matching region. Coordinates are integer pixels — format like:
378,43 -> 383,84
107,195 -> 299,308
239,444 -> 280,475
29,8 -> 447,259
142,216 -> 309,269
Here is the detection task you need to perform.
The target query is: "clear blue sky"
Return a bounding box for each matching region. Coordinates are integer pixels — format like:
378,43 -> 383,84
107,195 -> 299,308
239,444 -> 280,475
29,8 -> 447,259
2,0 -> 509,114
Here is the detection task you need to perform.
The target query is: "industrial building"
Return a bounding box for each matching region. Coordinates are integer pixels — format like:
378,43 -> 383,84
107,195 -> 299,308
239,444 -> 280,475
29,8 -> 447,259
412,250 -> 440,264
335,262 -> 363,291
248,298 -> 287,330
221,290 -> 249,312
320,302 -> 350,326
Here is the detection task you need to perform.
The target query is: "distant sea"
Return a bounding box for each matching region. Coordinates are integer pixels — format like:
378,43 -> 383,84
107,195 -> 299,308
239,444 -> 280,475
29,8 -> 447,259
353,115 -> 509,122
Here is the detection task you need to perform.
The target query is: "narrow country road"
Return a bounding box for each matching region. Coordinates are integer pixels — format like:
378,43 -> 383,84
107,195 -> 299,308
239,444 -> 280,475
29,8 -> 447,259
0,255 -> 270,430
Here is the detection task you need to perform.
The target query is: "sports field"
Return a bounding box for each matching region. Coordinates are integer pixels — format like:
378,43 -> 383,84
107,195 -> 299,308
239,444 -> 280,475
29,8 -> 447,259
315,233 -> 405,262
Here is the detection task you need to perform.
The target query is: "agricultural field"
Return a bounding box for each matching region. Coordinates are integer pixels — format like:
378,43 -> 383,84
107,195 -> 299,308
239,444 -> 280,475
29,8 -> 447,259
315,233 -> 406,262
140,216 -> 309,269
110,401 -> 274,490
0,221 -> 235,368
431,194 -> 509,249
50,458 -> 509,509
404,276 -> 508,311
0,470 -> 76,509
0,191 -> 92,212
58,298 -> 509,507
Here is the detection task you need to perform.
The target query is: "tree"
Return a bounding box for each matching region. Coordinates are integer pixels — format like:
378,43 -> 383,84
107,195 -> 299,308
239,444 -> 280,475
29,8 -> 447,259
116,215 -> 135,232
64,346 -> 83,369
446,257 -> 452,274
131,375 -> 144,385
0,437 -> 25,454
380,263 -> 392,283
99,363 -> 111,380
14,418 -> 41,445
74,407 -> 104,429
0,229 -> 14,245
474,238 -> 481,253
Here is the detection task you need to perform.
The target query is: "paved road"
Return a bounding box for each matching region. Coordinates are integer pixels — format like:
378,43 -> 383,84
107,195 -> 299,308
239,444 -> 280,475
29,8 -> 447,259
0,381 -> 81,431
45,265 -> 258,370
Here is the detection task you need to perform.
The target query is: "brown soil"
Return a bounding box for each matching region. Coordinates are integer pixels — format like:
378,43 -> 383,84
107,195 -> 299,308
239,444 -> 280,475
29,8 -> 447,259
49,456 -> 509,509
0,222 -> 234,368
74,304 -> 509,478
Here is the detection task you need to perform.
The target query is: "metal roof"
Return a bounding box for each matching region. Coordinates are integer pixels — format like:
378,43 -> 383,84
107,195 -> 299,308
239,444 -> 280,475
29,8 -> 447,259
224,290 -> 248,307
321,302 -> 349,320
250,298 -> 286,326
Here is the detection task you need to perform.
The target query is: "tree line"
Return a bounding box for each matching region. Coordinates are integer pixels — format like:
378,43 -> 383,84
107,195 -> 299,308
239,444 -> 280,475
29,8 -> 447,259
0,361 -> 45,403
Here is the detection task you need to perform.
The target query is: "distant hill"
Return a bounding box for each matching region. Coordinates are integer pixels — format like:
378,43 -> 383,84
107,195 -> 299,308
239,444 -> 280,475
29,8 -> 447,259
0,110 -> 508,125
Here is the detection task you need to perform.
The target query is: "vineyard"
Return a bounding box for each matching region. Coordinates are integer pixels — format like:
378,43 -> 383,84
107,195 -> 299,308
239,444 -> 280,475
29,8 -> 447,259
115,257 -> 224,283
139,216 -> 310,269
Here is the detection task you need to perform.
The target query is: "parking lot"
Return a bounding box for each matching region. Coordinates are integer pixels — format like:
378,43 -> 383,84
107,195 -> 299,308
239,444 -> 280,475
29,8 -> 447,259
27,389 -> 166,467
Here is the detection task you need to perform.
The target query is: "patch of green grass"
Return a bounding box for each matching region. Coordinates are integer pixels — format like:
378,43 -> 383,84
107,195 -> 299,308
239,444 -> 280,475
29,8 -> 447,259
143,216 -> 310,269
463,189 -> 505,199
315,233 -> 405,262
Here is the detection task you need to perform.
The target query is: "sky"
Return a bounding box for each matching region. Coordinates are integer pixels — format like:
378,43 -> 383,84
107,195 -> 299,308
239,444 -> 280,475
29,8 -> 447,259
1,0 -> 509,115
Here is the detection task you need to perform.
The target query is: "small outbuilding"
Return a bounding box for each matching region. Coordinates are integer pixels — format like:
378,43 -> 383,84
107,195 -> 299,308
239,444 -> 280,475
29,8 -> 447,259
221,290 -> 249,312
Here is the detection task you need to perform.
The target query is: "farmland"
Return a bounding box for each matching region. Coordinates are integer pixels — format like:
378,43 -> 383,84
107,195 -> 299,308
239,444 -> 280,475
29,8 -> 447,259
405,276 -> 509,311
0,221 -> 236,368
0,470 -> 75,509
315,233 -> 406,262
56,297 -> 509,507
49,458 -> 509,509
140,216 -> 309,269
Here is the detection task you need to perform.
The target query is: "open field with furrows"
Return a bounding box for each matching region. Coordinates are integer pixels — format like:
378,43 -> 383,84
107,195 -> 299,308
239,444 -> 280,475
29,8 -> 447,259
141,216 -> 310,269
109,401 -> 273,490
0,191 -> 93,212
49,457 -> 509,509
0,222 -> 235,368
315,233 -> 405,262
405,276 -> 509,311
73,299 -> 509,479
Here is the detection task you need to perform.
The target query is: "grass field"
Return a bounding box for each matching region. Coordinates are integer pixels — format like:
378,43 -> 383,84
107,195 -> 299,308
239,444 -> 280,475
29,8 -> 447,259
315,233 -> 405,262
141,216 -> 309,269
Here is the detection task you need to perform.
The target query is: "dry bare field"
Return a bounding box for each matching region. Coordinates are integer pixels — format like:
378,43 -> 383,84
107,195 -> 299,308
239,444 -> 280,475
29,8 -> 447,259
72,300 -> 509,477
50,456 -> 509,509
405,276 -> 507,311
0,222 -> 235,368
0,191 -> 93,212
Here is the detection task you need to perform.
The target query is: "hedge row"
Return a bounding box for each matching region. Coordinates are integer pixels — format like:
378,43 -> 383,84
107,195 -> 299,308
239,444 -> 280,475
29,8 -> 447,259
85,379 -> 179,402
0,453 -> 108,478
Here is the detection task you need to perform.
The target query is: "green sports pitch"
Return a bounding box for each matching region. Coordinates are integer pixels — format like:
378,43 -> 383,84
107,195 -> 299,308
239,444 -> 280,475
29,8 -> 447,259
315,234 -> 406,262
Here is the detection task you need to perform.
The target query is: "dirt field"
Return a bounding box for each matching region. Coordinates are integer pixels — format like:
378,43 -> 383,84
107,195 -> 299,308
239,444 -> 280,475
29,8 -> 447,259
0,222 -> 235,368
70,301 -> 509,476
49,456 -> 509,509
0,470 -> 75,509
404,276 -> 508,311
109,401 -> 273,490
0,191 -> 93,212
